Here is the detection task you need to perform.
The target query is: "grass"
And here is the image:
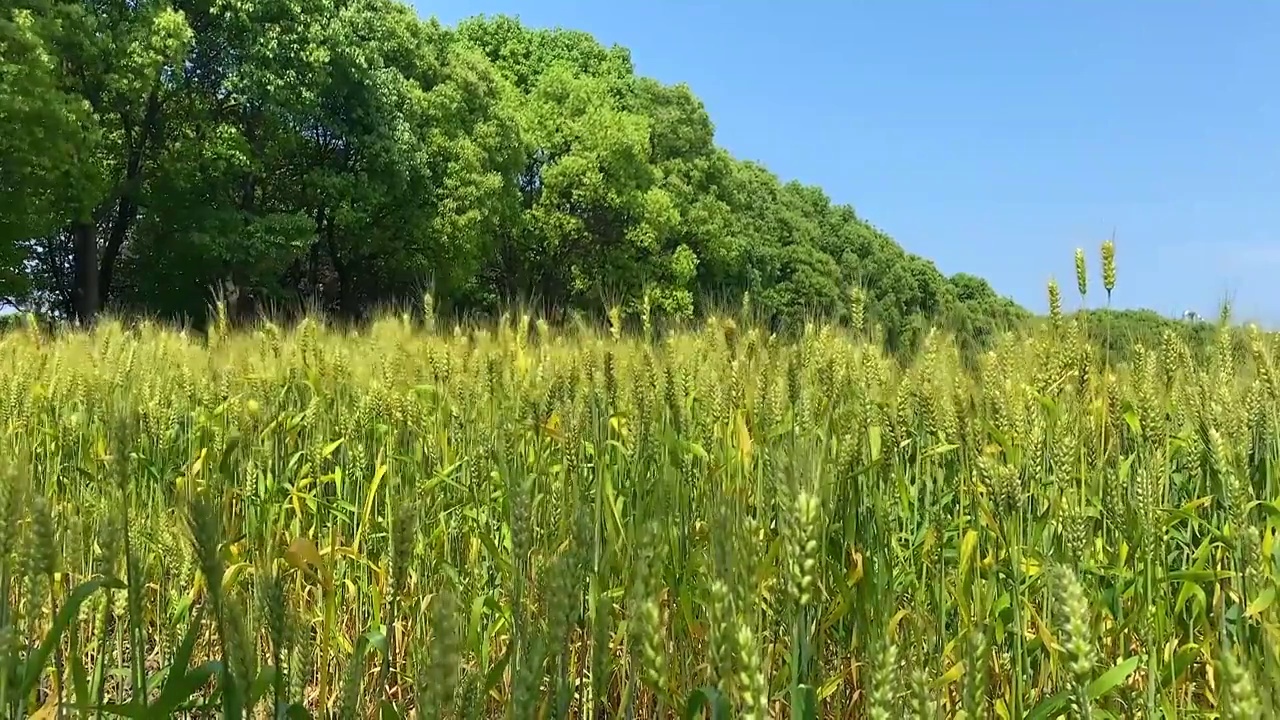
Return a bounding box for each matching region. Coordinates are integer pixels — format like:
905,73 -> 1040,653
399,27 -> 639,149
0,254 -> 1278,718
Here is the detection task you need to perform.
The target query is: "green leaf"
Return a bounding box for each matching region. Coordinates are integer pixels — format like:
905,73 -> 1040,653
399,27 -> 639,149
1156,643 -> 1202,693
684,687 -> 732,720
1122,409 -> 1141,435
790,683 -> 818,720
83,614 -> 217,712
249,665 -> 278,707
1025,689 -> 1069,720
816,673 -> 843,700
1025,656 -> 1141,720
1246,586 -> 1276,617
153,604 -> 206,711
20,578 -> 117,697
1252,500 -> 1280,521
92,703 -> 150,718
322,437 -> 345,458
922,442 -> 960,458
1166,569 -> 1234,583
362,629 -> 389,655
158,661 -> 222,716
68,611 -> 91,709
92,661 -> 222,719
959,529 -> 980,582
484,646 -> 512,695
1088,655 -> 1141,699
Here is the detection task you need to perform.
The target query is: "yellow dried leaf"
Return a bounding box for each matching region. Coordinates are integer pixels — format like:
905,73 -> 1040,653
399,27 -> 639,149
285,537 -> 321,567
544,411 -> 563,440
735,409 -> 753,467
847,549 -> 864,585
933,661 -> 964,688
888,608 -> 910,639
959,529 -> 979,580
189,447 -> 207,477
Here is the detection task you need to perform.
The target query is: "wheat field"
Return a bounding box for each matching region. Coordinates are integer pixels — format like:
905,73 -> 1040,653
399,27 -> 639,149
0,253 -> 1278,718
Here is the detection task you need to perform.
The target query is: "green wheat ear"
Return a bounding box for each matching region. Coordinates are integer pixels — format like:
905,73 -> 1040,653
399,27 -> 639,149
1048,277 -> 1063,330
1216,645 -> 1262,720
1074,247 -> 1088,300
1100,238 -> 1116,296
848,285 -> 866,336
1050,564 -> 1096,719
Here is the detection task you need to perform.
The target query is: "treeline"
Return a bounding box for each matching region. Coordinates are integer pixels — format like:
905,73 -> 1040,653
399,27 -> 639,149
2,3 -> 1029,352
1074,308 -> 1228,364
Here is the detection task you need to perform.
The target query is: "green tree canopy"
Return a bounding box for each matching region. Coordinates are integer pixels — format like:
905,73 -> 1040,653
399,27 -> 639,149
1,7 -> 1030,352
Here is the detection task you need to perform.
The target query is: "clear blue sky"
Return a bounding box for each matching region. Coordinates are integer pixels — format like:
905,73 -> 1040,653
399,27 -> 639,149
421,1 -> 1280,323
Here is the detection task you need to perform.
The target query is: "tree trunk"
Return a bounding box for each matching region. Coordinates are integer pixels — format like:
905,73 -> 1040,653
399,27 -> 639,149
308,206 -> 326,296
71,219 -> 99,324
98,195 -> 137,308
97,87 -> 158,311
322,214 -> 355,318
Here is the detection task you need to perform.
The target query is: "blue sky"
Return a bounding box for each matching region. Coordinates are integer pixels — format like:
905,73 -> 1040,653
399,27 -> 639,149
421,1 -> 1280,323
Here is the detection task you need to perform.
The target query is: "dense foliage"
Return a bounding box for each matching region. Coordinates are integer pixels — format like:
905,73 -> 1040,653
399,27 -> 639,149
0,269 -> 1278,716
2,4 -> 1027,352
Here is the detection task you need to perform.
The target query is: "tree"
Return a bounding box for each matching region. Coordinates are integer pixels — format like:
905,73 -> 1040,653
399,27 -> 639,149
3,7 -> 1037,354
0,2 -> 96,304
